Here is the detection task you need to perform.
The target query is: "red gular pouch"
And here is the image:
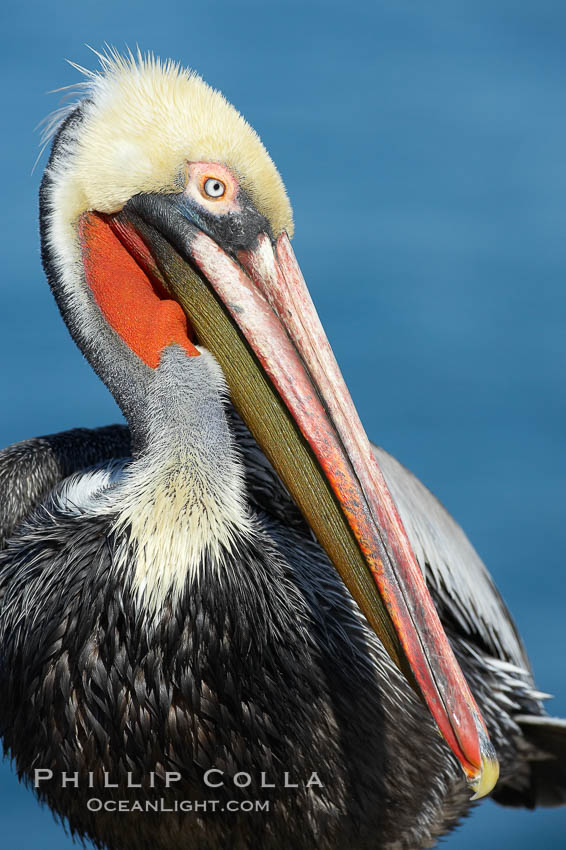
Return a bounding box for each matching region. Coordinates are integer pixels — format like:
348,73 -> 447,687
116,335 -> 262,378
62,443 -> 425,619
79,210 -> 199,369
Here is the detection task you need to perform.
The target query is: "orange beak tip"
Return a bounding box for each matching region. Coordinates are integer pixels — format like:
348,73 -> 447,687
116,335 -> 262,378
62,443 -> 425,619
466,727 -> 499,799
468,752 -> 500,800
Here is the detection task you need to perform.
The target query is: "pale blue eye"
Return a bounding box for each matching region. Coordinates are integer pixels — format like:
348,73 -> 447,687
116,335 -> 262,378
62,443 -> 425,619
203,177 -> 226,198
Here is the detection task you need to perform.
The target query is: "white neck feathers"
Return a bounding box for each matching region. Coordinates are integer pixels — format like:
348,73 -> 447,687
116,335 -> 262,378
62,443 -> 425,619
58,347 -> 254,614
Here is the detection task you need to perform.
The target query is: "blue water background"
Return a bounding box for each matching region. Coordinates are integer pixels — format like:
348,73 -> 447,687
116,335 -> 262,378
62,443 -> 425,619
1,1 -> 565,847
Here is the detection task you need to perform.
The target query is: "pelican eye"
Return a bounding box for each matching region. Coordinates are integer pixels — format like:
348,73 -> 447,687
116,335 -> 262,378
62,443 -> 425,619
203,177 -> 226,199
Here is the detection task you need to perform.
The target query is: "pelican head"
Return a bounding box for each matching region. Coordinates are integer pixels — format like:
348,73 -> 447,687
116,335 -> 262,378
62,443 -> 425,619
39,50 -> 498,798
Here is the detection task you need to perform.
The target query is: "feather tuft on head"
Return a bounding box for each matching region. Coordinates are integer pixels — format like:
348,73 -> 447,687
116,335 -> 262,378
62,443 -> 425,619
40,47 -> 294,237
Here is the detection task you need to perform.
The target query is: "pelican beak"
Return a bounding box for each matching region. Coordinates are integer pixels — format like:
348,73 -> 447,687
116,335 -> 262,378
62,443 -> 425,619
99,193 -> 498,798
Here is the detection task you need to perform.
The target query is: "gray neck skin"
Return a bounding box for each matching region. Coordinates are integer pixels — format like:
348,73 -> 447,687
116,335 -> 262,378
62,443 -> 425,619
133,343 -> 242,479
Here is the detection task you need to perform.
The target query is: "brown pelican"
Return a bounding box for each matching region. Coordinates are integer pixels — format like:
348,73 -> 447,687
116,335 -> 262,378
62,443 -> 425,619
0,52 -> 564,850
